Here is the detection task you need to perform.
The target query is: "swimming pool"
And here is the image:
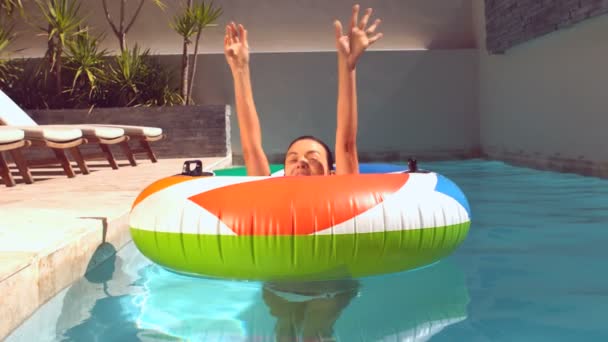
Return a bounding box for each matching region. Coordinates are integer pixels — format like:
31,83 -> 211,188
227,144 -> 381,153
7,159 -> 608,341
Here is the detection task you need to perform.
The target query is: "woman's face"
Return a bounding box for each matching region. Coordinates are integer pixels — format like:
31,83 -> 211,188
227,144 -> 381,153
284,138 -> 330,176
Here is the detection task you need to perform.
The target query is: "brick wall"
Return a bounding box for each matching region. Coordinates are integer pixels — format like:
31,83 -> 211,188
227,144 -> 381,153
485,0 -> 608,53
27,105 -> 231,159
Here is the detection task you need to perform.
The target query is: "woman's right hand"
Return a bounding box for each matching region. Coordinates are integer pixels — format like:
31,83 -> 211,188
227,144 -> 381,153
334,5 -> 383,71
224,22 -> 250,72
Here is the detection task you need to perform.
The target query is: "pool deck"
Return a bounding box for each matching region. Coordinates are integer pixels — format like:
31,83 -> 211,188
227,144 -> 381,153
0,156 -> 232,340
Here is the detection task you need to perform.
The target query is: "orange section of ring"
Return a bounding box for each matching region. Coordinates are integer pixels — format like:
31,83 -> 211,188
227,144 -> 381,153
188,173 -> 409,235
131,175 -> 197,209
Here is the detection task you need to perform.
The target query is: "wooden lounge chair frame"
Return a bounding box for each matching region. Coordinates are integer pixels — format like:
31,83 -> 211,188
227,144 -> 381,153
119,133 -> 165,166
0,136 -> 33,187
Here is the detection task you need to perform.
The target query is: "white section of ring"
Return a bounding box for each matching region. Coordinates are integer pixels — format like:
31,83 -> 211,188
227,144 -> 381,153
130,176 -> 265,233
314,173 -> 469,235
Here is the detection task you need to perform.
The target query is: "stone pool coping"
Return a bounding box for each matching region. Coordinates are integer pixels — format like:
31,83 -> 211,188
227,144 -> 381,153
0,156 -> 232,340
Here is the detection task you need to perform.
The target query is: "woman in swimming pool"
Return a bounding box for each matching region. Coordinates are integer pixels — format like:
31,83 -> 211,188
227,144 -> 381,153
224,4 -> 383,177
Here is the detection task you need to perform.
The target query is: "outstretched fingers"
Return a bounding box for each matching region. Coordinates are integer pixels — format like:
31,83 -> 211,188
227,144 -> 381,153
229,22 -> 239,43
334,19 -> 343,39
225,25 -> 232,45
224,32 -> 235,57
350,4 -> 359,31
359,7 -> 372,30
366,18 -> 382,34
238,24 -> 248,47
368,32 -> 383,45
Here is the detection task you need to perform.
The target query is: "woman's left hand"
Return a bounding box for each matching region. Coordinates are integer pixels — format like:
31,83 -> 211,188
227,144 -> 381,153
334,4 -> 383,70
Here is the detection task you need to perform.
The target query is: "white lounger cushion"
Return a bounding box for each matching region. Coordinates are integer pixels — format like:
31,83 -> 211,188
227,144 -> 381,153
47,125 -> 125,140
0,127 -> 25,144
90,124 -> 162,137
11,126 -> 82,143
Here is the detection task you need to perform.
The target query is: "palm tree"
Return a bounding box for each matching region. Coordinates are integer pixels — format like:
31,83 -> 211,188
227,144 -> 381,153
171,0 -> 221,105
101,0 -> 166,52
63,27 -> 109,107
187,1 -> 221,103
0,19 -> 19,87
170,4 -> 196,104
0,0 -> 23,16
36,0 -> 86,102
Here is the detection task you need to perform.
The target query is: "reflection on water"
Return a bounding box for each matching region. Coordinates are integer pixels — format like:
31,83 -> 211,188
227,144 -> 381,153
262,278 -> 360,341
7,239 -> 468,342
133,265 -> 262,341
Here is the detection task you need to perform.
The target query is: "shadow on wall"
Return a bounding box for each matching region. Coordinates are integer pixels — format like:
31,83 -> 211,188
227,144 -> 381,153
424,0 -> 476,49
7,0 -> 477,56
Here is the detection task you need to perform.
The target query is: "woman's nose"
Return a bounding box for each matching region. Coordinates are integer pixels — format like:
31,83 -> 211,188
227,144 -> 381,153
297,158 -> 309,168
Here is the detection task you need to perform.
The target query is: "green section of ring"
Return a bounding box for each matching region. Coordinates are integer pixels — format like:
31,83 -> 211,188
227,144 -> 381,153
131,221 -> 470,281
213,164 -> 284,176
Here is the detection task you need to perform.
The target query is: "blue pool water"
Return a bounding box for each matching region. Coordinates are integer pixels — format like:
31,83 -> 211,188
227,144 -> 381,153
7,159 -> 608,341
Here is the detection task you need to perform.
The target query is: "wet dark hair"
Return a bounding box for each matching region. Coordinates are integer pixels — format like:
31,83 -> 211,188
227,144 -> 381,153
285,135 -> 335,172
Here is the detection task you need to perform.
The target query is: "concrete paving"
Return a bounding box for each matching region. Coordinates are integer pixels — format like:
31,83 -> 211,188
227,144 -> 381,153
0,156 -> 232,339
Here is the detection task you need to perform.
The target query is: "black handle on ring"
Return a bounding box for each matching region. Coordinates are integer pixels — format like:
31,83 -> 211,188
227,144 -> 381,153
408,158 -> 418,172
404,157 -> 431,174
181,160 -> 214,177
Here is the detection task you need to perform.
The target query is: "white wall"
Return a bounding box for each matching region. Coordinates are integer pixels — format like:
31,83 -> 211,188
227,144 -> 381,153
473,0 -> 608,175
164,49 -> 479,163
228,50 -> 479,162
6,0 -> 474,57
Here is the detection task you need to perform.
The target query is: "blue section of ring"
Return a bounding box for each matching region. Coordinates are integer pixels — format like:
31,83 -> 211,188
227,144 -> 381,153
434,174 -> 471,217
356,163 -> 471,218
358,163 -> 407,174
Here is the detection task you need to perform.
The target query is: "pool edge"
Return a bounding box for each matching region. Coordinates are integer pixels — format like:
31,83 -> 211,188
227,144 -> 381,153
0,213 -> 131,341
0,156 -> 233,341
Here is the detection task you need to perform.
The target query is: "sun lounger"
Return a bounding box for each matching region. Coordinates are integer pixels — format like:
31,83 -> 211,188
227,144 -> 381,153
4,125 -> 88,179
88,124 -> 165,166
44,124 -> 129,171
0,90 -> 166,168
0,127 -> 33,187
